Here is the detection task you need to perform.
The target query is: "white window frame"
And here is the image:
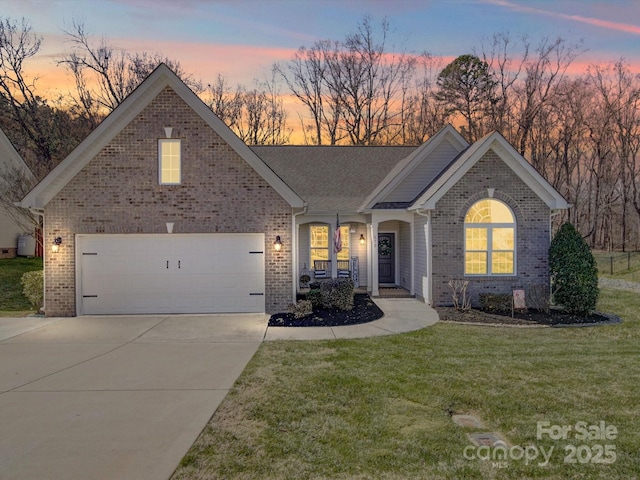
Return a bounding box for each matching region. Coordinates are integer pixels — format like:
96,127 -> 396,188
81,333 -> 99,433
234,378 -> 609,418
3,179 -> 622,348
159,139 -> 181,185
464,199 -> 516,276
336,225 -> 350,261
310,224 -> 329,264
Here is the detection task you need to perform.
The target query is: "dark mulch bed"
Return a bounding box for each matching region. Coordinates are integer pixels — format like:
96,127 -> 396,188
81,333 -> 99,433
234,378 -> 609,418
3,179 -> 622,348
436,307 -> 621,327
269,293 -> 384,327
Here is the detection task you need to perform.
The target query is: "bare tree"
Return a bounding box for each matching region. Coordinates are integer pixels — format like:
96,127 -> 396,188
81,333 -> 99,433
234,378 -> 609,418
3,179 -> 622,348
0,163 -> 37,234
278,16 -> 415,145
589,62 -> 640,250
332,16 -> 416,145
548,77 -> 592,227
0,17 -> 62,175
204,74 -> 243,130
477,31 -> 528,139
401,52 -> 448,144
60,20 -> 201,124
235,71 -> 290,145
276,43 -> 329,145
512,36 -> 583,156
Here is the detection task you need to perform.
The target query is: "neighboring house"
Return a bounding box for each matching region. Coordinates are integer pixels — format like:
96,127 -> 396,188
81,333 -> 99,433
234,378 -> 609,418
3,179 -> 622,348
0,126 -> 35,258
21,64 -> 569,317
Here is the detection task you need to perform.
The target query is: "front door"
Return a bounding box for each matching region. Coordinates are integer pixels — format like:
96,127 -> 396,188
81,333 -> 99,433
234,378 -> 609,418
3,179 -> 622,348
378,233 -> 395,284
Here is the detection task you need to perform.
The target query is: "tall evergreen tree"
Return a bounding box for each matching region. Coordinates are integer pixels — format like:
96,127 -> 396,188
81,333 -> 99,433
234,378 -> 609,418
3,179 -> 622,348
435,54 -> 497,141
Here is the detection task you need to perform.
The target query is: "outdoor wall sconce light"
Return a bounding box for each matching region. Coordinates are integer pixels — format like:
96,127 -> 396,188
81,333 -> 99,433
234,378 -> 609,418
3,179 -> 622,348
359,234 -> 366,245
52,236 -> 62,253
274,235 -> 283,252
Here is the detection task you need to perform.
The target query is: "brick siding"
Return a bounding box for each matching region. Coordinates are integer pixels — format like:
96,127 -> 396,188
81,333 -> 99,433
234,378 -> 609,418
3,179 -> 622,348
44,86 -> 292,316
0,247 -> 17,259
431,149 -> 550,307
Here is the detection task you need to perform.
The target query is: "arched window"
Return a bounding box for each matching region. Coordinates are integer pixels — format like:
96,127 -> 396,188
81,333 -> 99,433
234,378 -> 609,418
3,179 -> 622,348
464,199 -> 515,275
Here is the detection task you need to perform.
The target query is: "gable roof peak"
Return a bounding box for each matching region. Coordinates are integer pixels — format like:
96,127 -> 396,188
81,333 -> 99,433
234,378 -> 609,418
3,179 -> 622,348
359,124 -> 469,211
410,129 -> 570,211
21,61 -> 303,209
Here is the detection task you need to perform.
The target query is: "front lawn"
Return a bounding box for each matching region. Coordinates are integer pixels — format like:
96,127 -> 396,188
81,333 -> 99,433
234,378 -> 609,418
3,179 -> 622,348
0,257 -> 43,315
172,288 -> 639,479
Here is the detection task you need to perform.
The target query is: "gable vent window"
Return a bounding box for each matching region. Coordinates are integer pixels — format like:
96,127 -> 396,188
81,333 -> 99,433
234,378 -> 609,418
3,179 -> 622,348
159,139 -> 181,185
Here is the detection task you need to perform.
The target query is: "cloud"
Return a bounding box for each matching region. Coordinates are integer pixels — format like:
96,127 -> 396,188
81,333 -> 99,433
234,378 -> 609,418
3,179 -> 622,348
124,39 -> 298,84
485,0 -> 640,35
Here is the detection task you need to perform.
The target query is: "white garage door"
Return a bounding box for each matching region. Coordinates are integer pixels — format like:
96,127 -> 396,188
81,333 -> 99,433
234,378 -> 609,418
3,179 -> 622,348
76,234 -> 265,315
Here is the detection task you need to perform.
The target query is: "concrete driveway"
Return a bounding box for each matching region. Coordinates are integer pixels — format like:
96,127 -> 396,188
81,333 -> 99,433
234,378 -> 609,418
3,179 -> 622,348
0,314 -> 268,480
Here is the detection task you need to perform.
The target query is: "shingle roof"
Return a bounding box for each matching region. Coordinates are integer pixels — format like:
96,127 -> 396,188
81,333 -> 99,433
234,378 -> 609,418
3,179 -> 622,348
252,145 -> 416,213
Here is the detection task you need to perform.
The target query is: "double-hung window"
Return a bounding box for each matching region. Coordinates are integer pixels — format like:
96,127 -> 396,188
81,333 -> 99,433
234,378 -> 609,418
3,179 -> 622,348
464,199 -> 515,275
159,139 -> 181,185
336,225 -> 350,261
310,225 -> 329,263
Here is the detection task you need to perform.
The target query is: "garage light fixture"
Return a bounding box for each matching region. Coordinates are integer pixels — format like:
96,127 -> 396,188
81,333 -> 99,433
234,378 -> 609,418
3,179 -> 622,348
274,235 -> 283,252
359,234 -> 366,245
52,236 -> 62,253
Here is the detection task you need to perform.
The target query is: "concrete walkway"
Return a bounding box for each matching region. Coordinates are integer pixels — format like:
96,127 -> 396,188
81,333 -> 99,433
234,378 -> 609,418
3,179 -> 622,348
264,298 -> 439,340
0,298 -> 438,480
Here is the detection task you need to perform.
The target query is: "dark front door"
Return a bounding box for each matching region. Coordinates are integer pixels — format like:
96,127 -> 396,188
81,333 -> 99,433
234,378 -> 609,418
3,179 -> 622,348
378,233 -> 395,284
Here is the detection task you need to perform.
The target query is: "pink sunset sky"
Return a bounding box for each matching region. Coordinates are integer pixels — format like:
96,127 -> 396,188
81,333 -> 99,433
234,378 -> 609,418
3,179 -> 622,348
3,0 -> 640,100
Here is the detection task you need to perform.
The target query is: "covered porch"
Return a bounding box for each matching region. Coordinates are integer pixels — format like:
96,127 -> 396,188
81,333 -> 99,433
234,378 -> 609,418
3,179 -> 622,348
293,212 -> 417,299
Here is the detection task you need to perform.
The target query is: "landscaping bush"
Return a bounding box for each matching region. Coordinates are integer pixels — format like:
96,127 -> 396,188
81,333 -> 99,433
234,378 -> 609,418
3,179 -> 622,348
527,283 -> 550,313
319,278 -> 355,311
306,288 -> 322,309
288,300 -> 313,319
549,222 -> 599,315
21,270 -> 43,311
448,279 -> 471,311
479,293 -> 512,313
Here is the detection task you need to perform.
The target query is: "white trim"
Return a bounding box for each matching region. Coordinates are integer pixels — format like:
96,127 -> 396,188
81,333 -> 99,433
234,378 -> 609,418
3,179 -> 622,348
292,206 -> 306,301
21,64 -> 304,209
75,232 -> 266,315
409,132 -> 570,211
463,199 -> 517,276
410,219 -> 415,296
426,213 -> 432,305
309,223 -> 330,269
359,124 -> 468,211
158,138 -> 181,185
370,222 -> 379,296
377,228 -> 399,286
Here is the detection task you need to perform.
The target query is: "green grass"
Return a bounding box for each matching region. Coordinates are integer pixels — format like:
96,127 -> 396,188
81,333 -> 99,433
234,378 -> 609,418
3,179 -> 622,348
0,257 -> 43,315
593,251 -> 640,281
172,289 -> 639,480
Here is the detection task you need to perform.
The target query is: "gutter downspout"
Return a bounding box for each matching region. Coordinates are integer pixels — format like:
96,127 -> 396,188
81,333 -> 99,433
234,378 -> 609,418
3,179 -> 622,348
292,204 -> 308,304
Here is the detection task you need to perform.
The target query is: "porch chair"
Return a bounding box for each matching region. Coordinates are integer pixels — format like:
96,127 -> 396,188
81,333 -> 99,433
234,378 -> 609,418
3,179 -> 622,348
337,260 -> 351,279
313,260 -> 331,279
